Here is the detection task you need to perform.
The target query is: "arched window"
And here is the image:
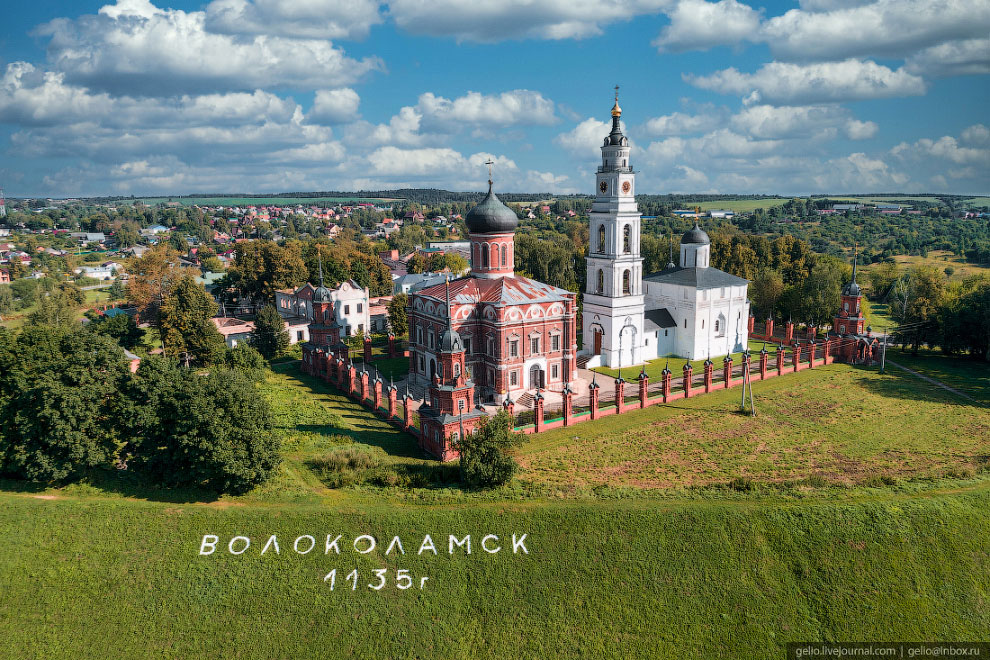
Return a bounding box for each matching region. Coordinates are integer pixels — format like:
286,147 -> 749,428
844,302 -> 849,312
501,244 -> 507,267
597,225 -> 606,253
482,245 -> 489,268
623,225 -> 631,253
474,243 -> 480,266
453,362 -> 460,378
597,269 -> 604,294
622,270 -> 631,295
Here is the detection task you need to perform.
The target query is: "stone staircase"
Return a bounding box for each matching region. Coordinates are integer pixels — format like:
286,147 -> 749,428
515,391 -> 535,409
576,354 -> 592,369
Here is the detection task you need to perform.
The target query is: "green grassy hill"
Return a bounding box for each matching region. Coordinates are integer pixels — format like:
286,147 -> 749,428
1,483 -> 987,659
2,358 -> 988,658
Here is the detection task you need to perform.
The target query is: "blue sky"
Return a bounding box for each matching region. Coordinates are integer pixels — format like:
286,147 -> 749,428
0,0 -> 987,197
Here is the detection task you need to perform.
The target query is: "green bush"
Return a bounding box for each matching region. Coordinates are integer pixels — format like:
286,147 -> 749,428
457,409 -> 517,489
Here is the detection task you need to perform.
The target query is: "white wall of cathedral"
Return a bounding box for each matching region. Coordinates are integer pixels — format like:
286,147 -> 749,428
680,243 -> 711,268
643,282 -> 750,360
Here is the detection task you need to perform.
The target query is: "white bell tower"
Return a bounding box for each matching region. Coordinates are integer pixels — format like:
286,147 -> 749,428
581,88 -> 645,368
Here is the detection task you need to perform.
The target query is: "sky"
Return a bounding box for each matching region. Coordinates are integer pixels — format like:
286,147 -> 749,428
0,0 -> 987,198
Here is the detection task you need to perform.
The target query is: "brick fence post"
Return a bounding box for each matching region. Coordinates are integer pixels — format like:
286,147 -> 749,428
502,393 -> 515,418
534,390 -> 544,432
360,369 -> 370,404
639,368 -> 649,408
776,345 -> 784,375
403,391 -> 414,431
747,315 -> 755,336
785,321 -> 794,343
348,364 -> 358,396
808,340 -> 816,368
823,337 -> 832,365
703,359 -> 713,393
387,383 -> 397,419
792,343 -> 802,372
614,376 -> 625,414
562,383 -> 574,425
373,376 -> 383,411
723,356 -> 733,389
388,333 -> 396,358
589,376 -> 600,419
759,346 -> 769,379
765,318 -> 774,339
363,335 -> 372,363
683,362 -> 693,398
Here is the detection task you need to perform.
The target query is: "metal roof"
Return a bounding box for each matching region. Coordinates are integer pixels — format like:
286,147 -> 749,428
643,266 -> 748,289
644,308 -> 677,330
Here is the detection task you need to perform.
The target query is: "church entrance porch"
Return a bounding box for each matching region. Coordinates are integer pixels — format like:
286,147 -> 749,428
593,329 -> 603,355
529,364 -> 545,389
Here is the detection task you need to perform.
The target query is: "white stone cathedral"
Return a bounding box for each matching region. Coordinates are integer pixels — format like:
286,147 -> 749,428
581,94 -> 750,366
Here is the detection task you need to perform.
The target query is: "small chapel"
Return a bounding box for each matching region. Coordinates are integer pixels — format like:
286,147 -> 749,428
581,92 -> 750,366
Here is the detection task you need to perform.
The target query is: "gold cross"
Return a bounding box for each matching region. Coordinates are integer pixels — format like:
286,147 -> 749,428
614,84 -> 619,101
485,158 -> 494,183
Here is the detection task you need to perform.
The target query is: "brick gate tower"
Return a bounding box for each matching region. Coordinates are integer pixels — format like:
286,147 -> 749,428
417,281 -> 487,461
833,245 -> 865,336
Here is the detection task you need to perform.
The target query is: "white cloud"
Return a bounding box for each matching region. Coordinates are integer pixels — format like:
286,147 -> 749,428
643,109 -> 725,136
904,38 -> 990,77
554,118 -> 613,157
730,104 -> 845,139
892,133 -> 990,167
387,0 -> 671,42
813,152 -> 909,190
686,59 -> 927,105
0,63 -> 299,128
417,90 -> 556,126
961,124 -> 989,146
845,119 -> 878,140
204,0 -> 382,40
36,0 -> 382,95
653,0 -> 762,52
308,88 -> 361,125
762,0 -> 990,62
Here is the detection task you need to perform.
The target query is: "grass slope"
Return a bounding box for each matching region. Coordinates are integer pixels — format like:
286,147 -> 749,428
520,364 -> 989,491
0,485 -> 987,659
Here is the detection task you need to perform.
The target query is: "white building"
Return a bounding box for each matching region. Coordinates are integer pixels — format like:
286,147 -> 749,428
641,228 -> 750,360
275,278 -> 370,338
581,93 -> 646,368
580,94 -> 750,365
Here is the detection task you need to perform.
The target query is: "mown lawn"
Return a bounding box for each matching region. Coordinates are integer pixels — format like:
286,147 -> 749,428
519,363 -> 989,491
0,482 -> 987,659
883,348 -> 990,404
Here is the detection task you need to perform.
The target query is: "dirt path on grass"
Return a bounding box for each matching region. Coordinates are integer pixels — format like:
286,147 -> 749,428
887,360 -> 979,403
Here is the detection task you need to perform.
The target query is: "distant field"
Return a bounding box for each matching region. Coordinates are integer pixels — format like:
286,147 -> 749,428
519,363 -> 988,491
680,199 -> 788,212
827,196 -> 944,205
964,197 -> 990,207
859,250 -> 990,282
137,196 -> 404,206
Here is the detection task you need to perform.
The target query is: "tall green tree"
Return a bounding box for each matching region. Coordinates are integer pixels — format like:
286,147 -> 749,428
128,359 -> 280,493
387,293 -> 409,336
250,304 -> 290,359
27,289 -> 79,329
160,275 -> 226,366
750,269 -> 785,320
0,328 -> 128,482
456,409 -> 517,489
890,266 -> 946,354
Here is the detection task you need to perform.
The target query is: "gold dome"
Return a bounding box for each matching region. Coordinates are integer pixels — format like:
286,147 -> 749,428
611,100 -> 622,117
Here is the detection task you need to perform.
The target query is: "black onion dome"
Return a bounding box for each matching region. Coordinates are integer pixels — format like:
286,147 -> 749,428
438,327 -> 463,353
681,223 -> 710,245
465,183 -> 518,234
313,286 -> 332,303
842,280 -> 861,296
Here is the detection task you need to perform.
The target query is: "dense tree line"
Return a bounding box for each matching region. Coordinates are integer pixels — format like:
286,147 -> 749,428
0,323 -> 279,492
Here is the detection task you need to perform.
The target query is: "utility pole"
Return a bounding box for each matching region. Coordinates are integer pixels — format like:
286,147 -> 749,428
739,354 -> 756,416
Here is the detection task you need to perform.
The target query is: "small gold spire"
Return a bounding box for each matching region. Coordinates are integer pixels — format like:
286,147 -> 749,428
611,84 -> 622,117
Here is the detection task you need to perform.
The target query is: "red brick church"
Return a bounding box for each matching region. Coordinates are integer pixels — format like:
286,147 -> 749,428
409,174 -> 579,460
